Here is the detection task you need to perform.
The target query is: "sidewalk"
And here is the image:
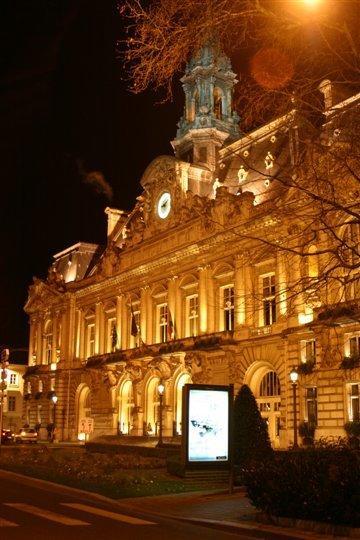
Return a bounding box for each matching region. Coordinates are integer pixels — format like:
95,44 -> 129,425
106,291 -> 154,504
121,489 -> 360,539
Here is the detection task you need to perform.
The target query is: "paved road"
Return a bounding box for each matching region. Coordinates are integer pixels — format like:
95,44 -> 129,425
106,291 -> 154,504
0,471 -> 259,540
0,471 -> 313,539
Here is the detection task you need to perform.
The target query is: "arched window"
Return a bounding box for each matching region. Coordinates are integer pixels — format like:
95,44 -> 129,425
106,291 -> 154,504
146,377 -> 160,435
259,371 -> 281,397
307,245 -> 319,278
76,385 -> 92,441
214,87 -> 223,120
175,373 -> 191,435
119,380 -> 134,434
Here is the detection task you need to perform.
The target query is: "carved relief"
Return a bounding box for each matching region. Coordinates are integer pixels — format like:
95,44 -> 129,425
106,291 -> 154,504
185,352 -> 212,384
98,243 -> 122,277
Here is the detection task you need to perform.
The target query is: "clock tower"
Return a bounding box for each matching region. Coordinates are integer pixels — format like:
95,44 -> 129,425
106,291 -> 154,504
172,45 -> 240,172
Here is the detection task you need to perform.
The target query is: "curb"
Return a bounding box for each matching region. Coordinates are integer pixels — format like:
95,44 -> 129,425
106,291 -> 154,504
2,469 -> 359,538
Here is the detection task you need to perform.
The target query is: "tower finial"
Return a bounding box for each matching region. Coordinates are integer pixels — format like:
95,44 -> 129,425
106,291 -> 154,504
171,45 -> 240,171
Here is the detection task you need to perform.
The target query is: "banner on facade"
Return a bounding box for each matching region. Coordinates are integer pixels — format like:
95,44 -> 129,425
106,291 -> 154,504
182,384 -> 232,468
79,417 -> 94,434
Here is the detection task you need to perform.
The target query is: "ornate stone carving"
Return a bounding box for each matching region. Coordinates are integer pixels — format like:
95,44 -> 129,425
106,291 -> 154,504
126,362 -> 143,383
147,357 -> 173,380
185,352 -> 212,384
103,362 -> 127,387
98,243 -> 121,277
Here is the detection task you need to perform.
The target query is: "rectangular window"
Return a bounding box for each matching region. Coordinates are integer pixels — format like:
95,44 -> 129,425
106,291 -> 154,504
86,323 -> 95,358
262,274 -> 276,326
45,334 -> 52,364
301,340 -> 316,364
8,396 -> 16,412
186,294 -> 199,337
130,310 -> 140,348
305,387 -> 317,426
9,373 -> 17,386
350,336 -> 360,357
157,304 -> 168,343
349,383 -> 360,422
221,286 -> 235,331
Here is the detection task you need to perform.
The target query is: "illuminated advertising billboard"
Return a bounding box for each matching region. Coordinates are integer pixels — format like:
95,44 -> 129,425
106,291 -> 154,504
183,384 -> 231,465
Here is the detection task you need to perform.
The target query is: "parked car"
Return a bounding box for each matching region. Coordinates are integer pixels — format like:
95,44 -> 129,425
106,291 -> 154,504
1,429 -> 14,444
14,428 -> 38,444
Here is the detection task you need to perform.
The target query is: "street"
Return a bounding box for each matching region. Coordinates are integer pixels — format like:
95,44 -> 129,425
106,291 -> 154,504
0,470 -> 309,540
0,470 -> 249,540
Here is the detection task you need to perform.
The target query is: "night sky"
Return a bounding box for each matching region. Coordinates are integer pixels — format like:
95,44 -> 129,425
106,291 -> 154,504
0,1 -> 183,348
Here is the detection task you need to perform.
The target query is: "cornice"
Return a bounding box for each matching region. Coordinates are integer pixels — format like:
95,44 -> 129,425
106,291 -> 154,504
75,214 -> 279,299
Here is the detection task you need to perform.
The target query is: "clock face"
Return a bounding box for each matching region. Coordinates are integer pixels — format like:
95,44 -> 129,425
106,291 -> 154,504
157,191 -> 171,219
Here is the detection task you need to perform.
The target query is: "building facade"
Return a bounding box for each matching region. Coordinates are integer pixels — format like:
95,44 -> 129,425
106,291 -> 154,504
2,358 -> 26,433
24,47 -> 360,447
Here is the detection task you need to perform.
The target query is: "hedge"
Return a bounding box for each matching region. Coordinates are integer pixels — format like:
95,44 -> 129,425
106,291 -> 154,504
243,443 -> 360,526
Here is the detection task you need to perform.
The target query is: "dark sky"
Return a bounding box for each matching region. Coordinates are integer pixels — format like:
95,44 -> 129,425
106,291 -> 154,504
0,1 -> 183,348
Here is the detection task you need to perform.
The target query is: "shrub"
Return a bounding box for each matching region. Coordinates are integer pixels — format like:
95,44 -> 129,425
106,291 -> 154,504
344,421 -> 360,438
233,384 -> 272,466
298,421 -> 315,439
243,442 -> 360,526
341,356 -> 360,370
297,359 -> 315,375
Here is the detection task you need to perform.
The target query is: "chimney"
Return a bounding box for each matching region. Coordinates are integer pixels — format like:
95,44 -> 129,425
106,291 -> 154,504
105,207 -> 127,240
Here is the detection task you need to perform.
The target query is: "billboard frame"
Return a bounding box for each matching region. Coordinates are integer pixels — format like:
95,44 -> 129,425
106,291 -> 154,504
181,383 -> 233,471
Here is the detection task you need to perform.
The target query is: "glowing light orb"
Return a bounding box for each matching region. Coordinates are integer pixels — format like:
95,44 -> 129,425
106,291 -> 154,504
250,48 -> 294,90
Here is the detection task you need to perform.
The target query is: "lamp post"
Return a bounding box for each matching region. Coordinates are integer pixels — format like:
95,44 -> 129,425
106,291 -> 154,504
51,394 -> 58,443
157,382 -> 165,447
289,367 -> 299,449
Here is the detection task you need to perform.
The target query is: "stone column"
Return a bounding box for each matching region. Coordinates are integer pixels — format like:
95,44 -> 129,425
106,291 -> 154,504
167,277 -> 177,338
116,295 -> 123,349
28,320 -> 35,365
206,268 -> 215,334
51,315 -> 58,364
140,287 -> 149,344
244,264 -> 255,327
36,318 -> 43,365
65,296 -> 77,367
175,280 -> 183,339
95,302 -> 102,355
276,251 -> 287,318
235,254 -> 246,326
121,298 -> 129,350
198,265 -> 209,334
146,291 -> 153,344
79,309 -> 86,360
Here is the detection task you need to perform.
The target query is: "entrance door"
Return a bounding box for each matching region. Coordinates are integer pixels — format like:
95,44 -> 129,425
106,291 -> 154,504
257,371 -> 281,448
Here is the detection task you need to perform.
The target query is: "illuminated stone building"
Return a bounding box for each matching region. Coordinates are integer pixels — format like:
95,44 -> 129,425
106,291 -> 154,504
24,47 -> 360,447
2,351 -> 26,433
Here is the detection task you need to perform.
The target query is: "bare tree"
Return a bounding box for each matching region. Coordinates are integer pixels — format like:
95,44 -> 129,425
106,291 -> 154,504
119,0 -> 360,319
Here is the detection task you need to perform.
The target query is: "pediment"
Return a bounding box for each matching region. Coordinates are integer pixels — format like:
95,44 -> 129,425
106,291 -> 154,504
140,155 -> 178,189
24,278 -> 63,314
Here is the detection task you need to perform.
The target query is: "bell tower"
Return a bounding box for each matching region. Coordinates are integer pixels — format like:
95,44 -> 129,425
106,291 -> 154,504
172,45 -> 240,171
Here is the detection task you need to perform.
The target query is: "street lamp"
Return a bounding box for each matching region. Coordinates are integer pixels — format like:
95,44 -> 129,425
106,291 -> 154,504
157,382 -> 165,447
51,394 -> 58,443
289,367 -> 299,449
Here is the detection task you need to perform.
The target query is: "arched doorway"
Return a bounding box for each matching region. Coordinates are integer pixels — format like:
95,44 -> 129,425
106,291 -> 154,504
118,380 -> 134,434
246,364 -> 282,448
145,377 -> 160,436
174,373 -> 191,435
76,384 -> 91,441
257,371 -> 281,448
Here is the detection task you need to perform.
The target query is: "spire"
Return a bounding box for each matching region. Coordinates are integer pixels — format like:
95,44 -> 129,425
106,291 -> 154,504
172,45 -> 240,171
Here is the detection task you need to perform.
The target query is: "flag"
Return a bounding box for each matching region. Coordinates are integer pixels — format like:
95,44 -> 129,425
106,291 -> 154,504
130,304 -> 139,337
111,325 -> 118,350
167,308 -> 175,340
